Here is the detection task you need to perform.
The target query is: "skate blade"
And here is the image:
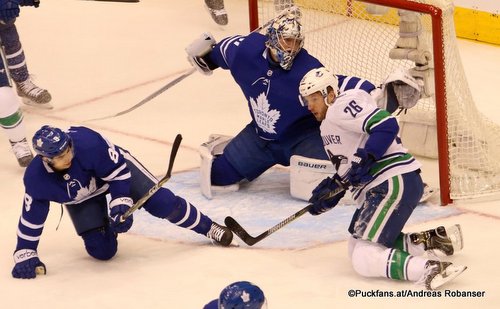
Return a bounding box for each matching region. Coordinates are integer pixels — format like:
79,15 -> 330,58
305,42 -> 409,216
430,264 -> 467,290
22,98 -> 54,110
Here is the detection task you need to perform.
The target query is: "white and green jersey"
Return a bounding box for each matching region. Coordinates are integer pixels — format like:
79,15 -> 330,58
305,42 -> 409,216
320,89 -> 421,204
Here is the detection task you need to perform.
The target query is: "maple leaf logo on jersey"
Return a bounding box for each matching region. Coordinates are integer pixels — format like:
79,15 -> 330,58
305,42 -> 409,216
250,92 -> 280,134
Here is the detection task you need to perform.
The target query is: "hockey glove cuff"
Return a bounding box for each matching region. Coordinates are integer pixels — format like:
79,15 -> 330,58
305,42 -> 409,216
308,174 -> 346,216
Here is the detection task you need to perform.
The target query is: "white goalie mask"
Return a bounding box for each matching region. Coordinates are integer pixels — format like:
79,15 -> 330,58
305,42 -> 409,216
265,14 -> 304,70
299,67 -> 339,106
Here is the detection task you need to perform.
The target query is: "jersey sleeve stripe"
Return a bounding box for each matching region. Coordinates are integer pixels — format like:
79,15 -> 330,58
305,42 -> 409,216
17,228 -> 41,242
20,216 -> 44,229
109,172 -> 131,181
101,163 -> 128,181
219,35 -> 243,67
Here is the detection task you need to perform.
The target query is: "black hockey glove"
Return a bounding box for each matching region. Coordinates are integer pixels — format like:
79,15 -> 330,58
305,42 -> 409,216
308,174 -> 346,216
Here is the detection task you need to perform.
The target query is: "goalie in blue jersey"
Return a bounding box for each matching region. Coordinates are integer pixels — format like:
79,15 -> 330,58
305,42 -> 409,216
186,8 -> 424,200
11,125 -> 234,279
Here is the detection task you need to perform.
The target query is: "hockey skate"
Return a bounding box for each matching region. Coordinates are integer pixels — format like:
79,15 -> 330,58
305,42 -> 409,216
205,0 -> 228,26
10,138 -> 33,167
420,260 -> 467,290
419,183 -> 436,203
15,78 -> 53,110
410,224 -> 463,256
206,222 -> 233,246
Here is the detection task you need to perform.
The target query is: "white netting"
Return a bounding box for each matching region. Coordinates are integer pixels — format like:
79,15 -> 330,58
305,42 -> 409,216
255,0 -> 500,200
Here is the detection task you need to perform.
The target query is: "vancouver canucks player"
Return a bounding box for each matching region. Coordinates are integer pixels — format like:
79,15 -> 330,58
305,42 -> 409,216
299,67 -> 466,290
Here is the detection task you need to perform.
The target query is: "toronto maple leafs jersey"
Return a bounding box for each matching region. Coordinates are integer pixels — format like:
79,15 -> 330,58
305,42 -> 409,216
321,89 -> 421,204
209,33 -> 376,141
15,126 -> 131,251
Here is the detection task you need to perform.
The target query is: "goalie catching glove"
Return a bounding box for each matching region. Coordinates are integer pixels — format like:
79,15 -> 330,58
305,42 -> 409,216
186,32 -> 218,75
308,174 -> 346,215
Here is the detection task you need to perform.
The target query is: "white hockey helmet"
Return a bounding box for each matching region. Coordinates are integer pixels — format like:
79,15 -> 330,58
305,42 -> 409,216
299,67 -> 339,106
265,12 -> 304,70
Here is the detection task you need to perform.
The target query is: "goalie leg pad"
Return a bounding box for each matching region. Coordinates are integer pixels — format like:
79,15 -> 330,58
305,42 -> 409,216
398,109 -> 438,158
200,134 -> 239,199
290,155 -> 335,201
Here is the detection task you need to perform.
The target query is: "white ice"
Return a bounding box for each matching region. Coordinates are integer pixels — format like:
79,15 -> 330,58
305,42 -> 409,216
1,0 -> 499,308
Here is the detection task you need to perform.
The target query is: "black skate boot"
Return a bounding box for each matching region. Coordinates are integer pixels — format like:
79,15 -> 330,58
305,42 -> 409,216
206,222 -> 233,246
205,0 -> 228,25
409,224 -> 463,256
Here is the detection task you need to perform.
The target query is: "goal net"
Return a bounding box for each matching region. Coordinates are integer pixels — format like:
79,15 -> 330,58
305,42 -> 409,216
249,0 -> 500,205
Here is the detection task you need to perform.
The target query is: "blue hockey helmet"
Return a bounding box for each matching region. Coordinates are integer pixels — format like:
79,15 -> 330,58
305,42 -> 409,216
32,125 -> 72,158
219,281 -> 266,309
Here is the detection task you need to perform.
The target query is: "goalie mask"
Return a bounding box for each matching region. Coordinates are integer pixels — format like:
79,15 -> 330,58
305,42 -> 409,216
265,14 -> 304,70
218,281 -> 267,309
32,125 -> 72,158
299,67 -> 339,107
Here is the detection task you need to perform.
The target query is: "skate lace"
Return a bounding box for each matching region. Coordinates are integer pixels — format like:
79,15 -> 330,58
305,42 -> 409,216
19,79 -> 45,97
208,224 -> 225,242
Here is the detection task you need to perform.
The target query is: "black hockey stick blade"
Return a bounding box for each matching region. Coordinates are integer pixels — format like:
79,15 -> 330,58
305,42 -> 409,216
225,205 -> 311,246
86,69 -> 195,122
120,134 -> 182,221
224,181 -> 348,246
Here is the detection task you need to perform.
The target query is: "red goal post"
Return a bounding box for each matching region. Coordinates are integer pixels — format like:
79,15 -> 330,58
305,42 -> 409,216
249,0 -> 500,205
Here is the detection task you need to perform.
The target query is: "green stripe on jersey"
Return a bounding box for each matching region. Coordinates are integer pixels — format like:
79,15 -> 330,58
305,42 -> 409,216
365,109 -> 390,133
367,176 -> 400,241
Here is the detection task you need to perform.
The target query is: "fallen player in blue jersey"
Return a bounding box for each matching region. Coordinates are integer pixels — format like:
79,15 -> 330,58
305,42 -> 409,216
11,125 -> 233,279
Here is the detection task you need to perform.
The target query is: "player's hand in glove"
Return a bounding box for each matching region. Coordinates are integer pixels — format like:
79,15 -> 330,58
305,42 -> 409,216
348,148 -> 376,188
109,198 -> 134,233
0,1 -> 20,21
19,0 -> 40,7
308,174 -> 346,216
12,249 -> 46,279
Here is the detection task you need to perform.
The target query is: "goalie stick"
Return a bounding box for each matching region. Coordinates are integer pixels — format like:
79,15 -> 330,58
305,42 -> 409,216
225,181 -> 348,246
86,69 -> 196,122
86,6 -> 299,122
120,134 -> 182,222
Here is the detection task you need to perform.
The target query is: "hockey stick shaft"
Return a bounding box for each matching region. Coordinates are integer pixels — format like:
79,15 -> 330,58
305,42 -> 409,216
120,134 -> 182,221
225,184 -> 347,246
87,69 -> 196,122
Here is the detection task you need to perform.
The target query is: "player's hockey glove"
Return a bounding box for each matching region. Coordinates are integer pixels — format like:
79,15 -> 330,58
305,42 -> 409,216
347,148 -> 376,188
0,1 -> 20,21
19,0 -> 40,7
12,249 -> 46,279
109,197 -> 134,233
308,174 -> 346,216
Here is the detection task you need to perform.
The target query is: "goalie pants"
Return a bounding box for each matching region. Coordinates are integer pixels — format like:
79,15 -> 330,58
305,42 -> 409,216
212,121 -> 328,185
66,149 -> 213,259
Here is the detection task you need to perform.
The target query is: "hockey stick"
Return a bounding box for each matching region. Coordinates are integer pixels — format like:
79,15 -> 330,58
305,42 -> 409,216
87,69 -> 196,122
120,134 -> 182,222
225,182 -> 347,246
